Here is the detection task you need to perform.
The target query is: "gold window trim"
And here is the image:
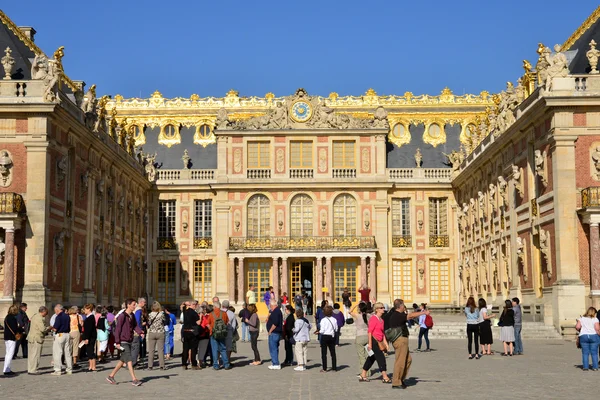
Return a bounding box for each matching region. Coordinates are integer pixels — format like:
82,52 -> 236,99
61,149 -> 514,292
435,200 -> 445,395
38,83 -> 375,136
388,119 -> 411,148
423,122 -> 447,148
158,121 -> 181,148
193,117 -> 217,147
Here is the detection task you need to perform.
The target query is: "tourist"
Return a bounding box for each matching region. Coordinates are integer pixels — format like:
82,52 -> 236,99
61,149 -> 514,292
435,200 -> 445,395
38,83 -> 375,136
478,298 -> 495,355
181,301 -> 201,370
315,300 -> 328,342
207,300 -> 231,370
576,307 -> 600,371
350,302 -> 371,376
3,304 -> 22,376
106,305 -> 116,359
358,284 -> 371,308
222,300 -> 237,359
245,303 -> 261,365
133,297 -> 147,368
317,305 -> 338,373
283,305 -> 296,366
52,304 -> 73,375
81,304 -> 98,372
388,299 -> 428,390
499,299 -> 515,356
246,284 -> 257,305
197,305 -> 210,367
146,301 -> 166,370
359,302 -> 390,383
164,307 -> 176,360
342,288 -> 352,319
27,306 -> 49,375
464,296 -> 480,359
281,292 -> 289,313
68,306 -> 83,368
292,308 -> 311,371
302,293 -> 308,315
239,302 -> 250,342
96,307 -> 110,363
294,292 -> 303,311
512,297 -> 523,355
106,298 -> 144,386
264,286 -> 273,309
266,299 -> 283,370
332,303 -> 345,346
15,302 -> 29,359
417,303 -> 431,352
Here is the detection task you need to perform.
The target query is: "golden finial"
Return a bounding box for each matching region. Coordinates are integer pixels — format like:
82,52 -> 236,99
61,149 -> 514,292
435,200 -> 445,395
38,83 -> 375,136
523,60 -> 532,73
265,92 -> 275,100
190,93 -> 200,101
479,90 -> 490,100
110,107 -> 117,117
536,43 -> 545,56
404,91 -> 414,102
114,94 -> 124,103
365,88 -> 377,96
441,87 -> 453,96
328,92 -> 339,101
226,89 -> 239,97
53,46 -> 65,70
151,90 -> 163,98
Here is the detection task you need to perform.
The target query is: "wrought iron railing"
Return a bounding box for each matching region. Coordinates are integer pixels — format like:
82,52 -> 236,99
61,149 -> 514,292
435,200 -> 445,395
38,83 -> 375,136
0,192 -> 25,214
228,236 -> 376,251
582,187 -> 600,208
157,237 -> 177,250
392,235 -> 412,247
429,235 -> 450,247
193,236 -> 213,249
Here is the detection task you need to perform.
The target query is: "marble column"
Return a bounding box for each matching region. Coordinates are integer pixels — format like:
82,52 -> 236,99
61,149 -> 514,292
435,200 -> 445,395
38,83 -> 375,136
237,257 -> 245,304
360,256 -> 368,288
369,257 -> 377,301
228,258 -> 235,301
272,257 -> 279,299
325,257 -> 333,302
3,228 -> 15,299
281,258 -> 288,297
590,223 -> 600,306
315,257 -> 323,304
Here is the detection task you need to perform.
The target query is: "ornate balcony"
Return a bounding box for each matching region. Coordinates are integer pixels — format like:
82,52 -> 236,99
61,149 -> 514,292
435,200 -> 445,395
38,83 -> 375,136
0,192 -> 25,214
429,235 -> 450,247
391,235 -> 412,248
156,169 -> 217,184
228,236 -> 376,251
157,237 -> 177,250
387,168 -> 452,182
582,187 -> 600,208
193,236 -> 213,249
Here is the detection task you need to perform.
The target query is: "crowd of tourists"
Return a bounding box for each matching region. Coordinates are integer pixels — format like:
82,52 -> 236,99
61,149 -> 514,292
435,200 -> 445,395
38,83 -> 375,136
2,287 -> 598,387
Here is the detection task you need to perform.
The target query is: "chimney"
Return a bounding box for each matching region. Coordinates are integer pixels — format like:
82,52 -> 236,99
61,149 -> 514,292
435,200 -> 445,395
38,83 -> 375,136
18,27 -> 36,42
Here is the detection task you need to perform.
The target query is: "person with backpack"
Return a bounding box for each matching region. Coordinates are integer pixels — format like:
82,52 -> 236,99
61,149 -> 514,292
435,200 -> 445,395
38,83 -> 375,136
206,300 -> 231,370
417,303 -> 432,352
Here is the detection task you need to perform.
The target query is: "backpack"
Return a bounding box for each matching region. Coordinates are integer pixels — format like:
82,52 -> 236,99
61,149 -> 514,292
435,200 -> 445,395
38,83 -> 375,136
425,314 -> 434,329
211,311 -> 227,340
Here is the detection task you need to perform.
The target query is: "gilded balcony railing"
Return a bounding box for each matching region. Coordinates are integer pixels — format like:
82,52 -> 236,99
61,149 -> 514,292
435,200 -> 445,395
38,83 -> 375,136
193,236 -> 213,249
391,235 -> 412,248
157,237 -> 177,250
582,187 -> 600,208
228,236 -> 376,251
0,192 -> 25,214
429,235 -> 450,247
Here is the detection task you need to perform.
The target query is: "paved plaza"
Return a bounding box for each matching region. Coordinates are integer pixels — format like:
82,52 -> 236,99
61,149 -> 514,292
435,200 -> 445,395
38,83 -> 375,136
0,336 -> 594,400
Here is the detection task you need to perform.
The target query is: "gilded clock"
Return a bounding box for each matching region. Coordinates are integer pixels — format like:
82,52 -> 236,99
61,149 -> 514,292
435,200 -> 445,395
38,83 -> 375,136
290,100 -> 313,123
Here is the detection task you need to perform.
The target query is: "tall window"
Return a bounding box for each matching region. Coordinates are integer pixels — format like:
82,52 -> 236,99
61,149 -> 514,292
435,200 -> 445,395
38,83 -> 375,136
248,141 -> 270,168
290,194 -> 313,237
332,141 -> 355,168
429,198 -> 448,235
193,260 -> 212,302
158,200 -> 176,238
247,194 -> 270,237
194,200 -> 212,238
247,260 -> 271,300
430,259 -> 450,302
333,194 -> 357,236
157,261 -> 176,304
392,259 -> 413,302
392,198 -> 411,236
290,141 -> 313,168
333,259 -> 357,303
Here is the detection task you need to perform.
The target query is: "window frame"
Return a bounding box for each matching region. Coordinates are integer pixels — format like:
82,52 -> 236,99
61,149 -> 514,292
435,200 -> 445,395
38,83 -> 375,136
332,141 -> 355,169
247,141 -> 271,169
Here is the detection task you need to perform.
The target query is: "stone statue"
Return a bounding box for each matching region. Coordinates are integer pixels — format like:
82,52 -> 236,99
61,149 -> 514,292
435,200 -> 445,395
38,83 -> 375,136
497,175 -> 508,203
587,40 -> 600,74
80,170 -> 89,194
536,43 -> 551,86
31,53 -> 49,80
182,149 -> 190,169
444,150 -> 464,172
54,230 -> 66,257
495,82 -> 518,134
539,229 -> 552,278
144,152 -> 158,182
43,59 -> 61,103
96,179 -> 105,198
0,237 -> 5,264
216,108 -> 230,130
372,106 -> 389,129
516,236 -> 525,259
592,146 -> 600,177
415,148 -> 423,168
535,149 -> 547,185
489,183 -> 496,202
81,84 -> 97,113
268,101 -> 288,129
478,191 -> 485,209
512,165 -> 523,197
1,47 -> 15,80
543,44 -> 569,91
56,155 -> 68,186
0,150 -> 13,187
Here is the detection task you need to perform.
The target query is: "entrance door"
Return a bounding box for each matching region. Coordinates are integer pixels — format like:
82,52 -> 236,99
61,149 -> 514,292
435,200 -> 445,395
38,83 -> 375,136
290,261 -> 313,298
333,259 -> 358,303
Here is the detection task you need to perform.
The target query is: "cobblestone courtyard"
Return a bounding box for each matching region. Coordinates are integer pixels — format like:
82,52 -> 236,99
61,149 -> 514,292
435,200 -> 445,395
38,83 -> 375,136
0,337 -> 594,399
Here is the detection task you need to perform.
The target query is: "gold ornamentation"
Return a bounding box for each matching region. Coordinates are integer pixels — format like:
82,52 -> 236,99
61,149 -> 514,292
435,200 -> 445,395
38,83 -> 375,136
336,111 -> 373,119
329,92 -> 339,102
423,122 -> 446,147
193,116 -> 216,147
158,121 -> 181,148
157,237 -> 176,250
429,235 -> 449,247
388,118 -> 411,148
190,93 -> 200,102
392,235 -> 411,247
228,112 -> 266,120
562,6 -> 600,51
530,198 -> 538,217
265,92 -> 275,106
193,237 -> 212,249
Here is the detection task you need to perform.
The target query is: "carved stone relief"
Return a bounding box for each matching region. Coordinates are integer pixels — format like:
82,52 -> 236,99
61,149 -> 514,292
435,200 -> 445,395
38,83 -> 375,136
417,209 -> 423,232
53,230 -> 67,283
497,176 -> 508,205
0,150 -> 13,187
591,145 -> 600,180
56,155 -> 68,187
363,209 -> 371,232
516,236 -> 527,282
181,261 -> 189,292
320,209 -> 327,232
511,165 -> 524,198
539,229 -> 552,279
534,150 -> 547,187
233,148 -> 242,173
276,148 -> 285,173
417,260 -> 425,290
277,209 -> 284,232
361,148 -> 370,173
182,210 -> 189,234
234,209 -> 241,232
318,148 -> 327,173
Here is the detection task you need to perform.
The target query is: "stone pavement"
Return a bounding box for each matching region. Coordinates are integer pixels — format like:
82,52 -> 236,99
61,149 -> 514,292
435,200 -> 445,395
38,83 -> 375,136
0,337 -> 595,400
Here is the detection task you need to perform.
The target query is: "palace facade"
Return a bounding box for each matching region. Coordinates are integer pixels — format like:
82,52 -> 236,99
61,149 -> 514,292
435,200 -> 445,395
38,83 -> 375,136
1,7 -> 600,333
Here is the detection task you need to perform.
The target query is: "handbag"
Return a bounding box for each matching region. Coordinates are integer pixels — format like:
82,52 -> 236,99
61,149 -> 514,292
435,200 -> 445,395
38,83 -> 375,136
7,323 -> 22,341
345,318 -> 354,325
576,336 -> 581,349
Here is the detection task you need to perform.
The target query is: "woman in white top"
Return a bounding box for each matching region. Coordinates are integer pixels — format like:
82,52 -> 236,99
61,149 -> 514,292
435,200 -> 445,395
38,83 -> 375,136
315,305 -> 338,372
575,306 -> 600,371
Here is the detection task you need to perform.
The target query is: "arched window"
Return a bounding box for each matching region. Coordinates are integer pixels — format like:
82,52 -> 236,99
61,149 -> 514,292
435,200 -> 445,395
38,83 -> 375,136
247,194 -> 270,237
164,124 -> 176,138
290,194 -> 313,237
333,194 -> 356,236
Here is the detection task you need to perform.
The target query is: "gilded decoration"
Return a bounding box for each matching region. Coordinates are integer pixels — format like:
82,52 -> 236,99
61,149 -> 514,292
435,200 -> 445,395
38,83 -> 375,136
561,5 -> 600,50
228,236 -> 375,251
157,121 -> 181,148
193,116 -> 216,147
193,237 -> 212,249
423,122 -> 447,147
289,100 -> 313,123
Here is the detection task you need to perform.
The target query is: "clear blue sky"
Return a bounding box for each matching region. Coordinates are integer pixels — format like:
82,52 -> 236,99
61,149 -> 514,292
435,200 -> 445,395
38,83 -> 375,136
3,1 -> 598,98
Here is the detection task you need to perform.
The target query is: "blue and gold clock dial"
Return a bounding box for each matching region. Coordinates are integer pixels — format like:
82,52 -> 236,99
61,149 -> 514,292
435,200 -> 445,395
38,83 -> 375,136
290,100 -> 313,123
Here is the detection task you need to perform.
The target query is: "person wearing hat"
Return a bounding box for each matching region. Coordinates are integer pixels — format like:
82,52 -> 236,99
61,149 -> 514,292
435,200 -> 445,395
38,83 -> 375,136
417,303 -> 430,352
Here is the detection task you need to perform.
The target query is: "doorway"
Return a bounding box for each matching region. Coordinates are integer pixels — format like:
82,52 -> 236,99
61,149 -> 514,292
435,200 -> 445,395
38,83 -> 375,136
290,260 -> 313,314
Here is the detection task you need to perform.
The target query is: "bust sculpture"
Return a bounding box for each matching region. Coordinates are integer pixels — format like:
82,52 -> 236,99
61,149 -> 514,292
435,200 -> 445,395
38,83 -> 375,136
0,150 -> 13,187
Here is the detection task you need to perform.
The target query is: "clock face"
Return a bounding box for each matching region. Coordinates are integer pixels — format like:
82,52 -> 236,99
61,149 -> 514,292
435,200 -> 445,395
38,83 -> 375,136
290,100 -> 313,123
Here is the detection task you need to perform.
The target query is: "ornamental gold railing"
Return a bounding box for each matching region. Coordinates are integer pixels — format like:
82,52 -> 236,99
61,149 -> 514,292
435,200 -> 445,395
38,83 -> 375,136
429,235 -> 450,247
391,235 -> 412,248
0,192 -> 25,214
228,236 -> 376,251
157,237 -> 177,250
581,187 -> 600,208
193,236 -> 212,249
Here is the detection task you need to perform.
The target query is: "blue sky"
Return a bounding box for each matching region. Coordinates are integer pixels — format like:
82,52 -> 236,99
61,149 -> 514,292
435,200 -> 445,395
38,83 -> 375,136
3,1 -> 598,98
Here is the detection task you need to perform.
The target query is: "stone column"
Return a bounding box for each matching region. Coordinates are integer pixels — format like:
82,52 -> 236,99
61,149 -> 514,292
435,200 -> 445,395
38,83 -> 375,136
237,257 -> 245,304
360,256 -> 368,288
589,221 -> 600,308
281,258 -> 288,297
3,228 -> 15,299
369,256 -> 377,301
228,258 -> 236,302
315,257 -> 323,304
215,203 -> 231,299
272,257 -> 279,299
325,257 -> 333,302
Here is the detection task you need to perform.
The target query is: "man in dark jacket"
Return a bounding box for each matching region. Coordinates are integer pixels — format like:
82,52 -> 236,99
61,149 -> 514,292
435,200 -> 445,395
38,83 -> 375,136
16,303 -> 30,358
332,303 -> 345,346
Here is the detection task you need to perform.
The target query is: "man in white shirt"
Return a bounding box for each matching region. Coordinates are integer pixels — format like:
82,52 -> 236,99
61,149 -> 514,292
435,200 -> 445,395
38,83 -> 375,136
246,285 -> 257,305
